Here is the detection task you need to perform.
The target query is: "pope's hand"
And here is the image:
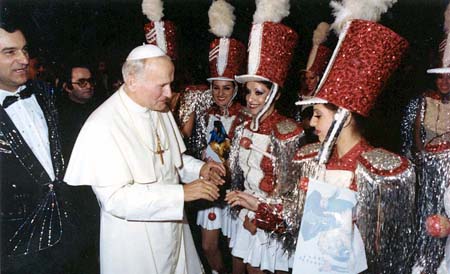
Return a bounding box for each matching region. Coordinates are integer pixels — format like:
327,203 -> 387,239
199,161 -> 226,185
184,179 -> 220,202
225,190 -> 259,211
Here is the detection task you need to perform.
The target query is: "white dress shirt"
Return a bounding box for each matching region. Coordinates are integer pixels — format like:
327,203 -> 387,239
0,86 -> 55,180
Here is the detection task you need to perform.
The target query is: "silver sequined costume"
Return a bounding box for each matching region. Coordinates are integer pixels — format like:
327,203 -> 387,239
228,110 -> 304,272
402,90 -> 450,274
267,141 -> 416,274
178,87 -> 213,159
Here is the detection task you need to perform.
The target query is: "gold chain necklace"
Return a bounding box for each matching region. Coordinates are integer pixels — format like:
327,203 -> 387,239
119,91 -> 169,164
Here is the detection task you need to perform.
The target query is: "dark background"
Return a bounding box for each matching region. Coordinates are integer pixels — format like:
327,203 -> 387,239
1,0 -> 449,151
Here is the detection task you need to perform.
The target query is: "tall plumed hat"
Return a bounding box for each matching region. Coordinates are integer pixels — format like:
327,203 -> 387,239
235,0 -> 298,88
297,0 -> 408,165
428,2 -> 450,74
207,0 -> 246,82
298,0 -> 408,117
142,0 -> 177,59
304,22 -> 332,77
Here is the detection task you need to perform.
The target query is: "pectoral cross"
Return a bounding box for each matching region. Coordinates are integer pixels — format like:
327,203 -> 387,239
155,132 -> 165,164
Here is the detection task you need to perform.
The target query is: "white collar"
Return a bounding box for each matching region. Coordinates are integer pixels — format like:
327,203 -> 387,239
0,85 -> 27,104
118,86 -> 150,115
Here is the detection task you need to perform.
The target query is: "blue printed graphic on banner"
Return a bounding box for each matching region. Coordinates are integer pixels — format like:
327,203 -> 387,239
292,180 -> 367,274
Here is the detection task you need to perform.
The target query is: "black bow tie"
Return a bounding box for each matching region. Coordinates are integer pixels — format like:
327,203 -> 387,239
2,88 -> 33,108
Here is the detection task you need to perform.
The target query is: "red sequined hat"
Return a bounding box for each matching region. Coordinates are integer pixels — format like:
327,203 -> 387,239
235,22 -> 298,88
144,20 -> 177,60
207,38 -> 246,82
303,22 -> 332,77
303,20 -> 408,117
306,45 -> 332,77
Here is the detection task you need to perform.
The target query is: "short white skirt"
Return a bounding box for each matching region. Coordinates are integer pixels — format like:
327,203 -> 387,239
230,217 -> 293,272
196,206 -> 224,230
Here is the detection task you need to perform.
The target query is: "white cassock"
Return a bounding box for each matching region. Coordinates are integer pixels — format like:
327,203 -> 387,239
65,86 -> 205,274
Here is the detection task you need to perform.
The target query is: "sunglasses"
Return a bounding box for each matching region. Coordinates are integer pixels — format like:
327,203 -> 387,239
71,78 -> 96,88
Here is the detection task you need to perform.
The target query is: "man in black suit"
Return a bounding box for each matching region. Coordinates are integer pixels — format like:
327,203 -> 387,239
58,64 -> 98,160
57,63 -> 101,274
0,20 -> 79,274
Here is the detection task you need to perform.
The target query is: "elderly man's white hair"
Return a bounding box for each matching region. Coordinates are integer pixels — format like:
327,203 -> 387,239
122,44 -> 168,81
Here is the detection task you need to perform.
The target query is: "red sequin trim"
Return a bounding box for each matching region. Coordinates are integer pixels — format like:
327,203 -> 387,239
298,177 -> 309,191
259,155 -> 275,193
327,139 -> 373,172
424,90 -> 443,100
425,141 -> 450,153
255,203 -> 285,233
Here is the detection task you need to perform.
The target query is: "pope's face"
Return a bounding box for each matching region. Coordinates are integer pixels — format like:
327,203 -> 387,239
132,57 -> 174,111
0,29 -> 29,92
436,73 -> 450,94
310,104 -> 335,143
212,80 -> 235,108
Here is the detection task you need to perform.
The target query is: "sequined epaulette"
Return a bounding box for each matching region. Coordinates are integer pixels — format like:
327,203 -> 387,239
274,118 -> 303,140
293,142 -> 320,161
358,148 -> 410,176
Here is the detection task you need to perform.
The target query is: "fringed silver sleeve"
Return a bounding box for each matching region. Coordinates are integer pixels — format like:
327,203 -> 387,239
355,158 -> 416,274
277,156 -> 321,253
400,95 -> 426,162
413,148 -> 450,274
178,89 -> 213,159
229,123 -> 245,191
272,131 -> 305,196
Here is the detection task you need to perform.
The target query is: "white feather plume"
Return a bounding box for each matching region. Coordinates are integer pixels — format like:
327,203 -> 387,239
209,0 -> 236,38
439,4 -> 450,68
142,0 -> 164,22
443,35 -> 450,67
444,2 -> 450,33
253,0 -> 290,24
312,22 -> 330,46
330,0 -> 398,34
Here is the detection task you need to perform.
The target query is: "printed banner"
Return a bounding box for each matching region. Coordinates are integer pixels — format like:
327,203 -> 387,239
293,180 -> 367,274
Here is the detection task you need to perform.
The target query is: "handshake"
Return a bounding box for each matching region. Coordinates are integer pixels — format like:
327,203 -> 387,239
184,161 -> 226,202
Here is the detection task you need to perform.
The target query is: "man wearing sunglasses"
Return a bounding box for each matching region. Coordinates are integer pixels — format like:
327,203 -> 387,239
59,64 -> 97,160
63,65 -> 95,104
57,63 -> 100,274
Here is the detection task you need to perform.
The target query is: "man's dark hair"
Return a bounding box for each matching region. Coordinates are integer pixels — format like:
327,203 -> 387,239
0,8 -> 21,33
64,63 -> 91,89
